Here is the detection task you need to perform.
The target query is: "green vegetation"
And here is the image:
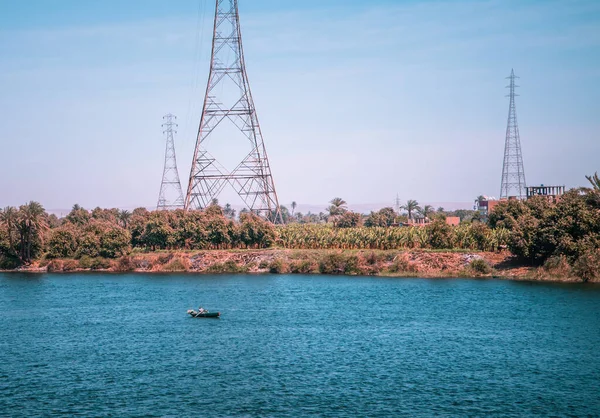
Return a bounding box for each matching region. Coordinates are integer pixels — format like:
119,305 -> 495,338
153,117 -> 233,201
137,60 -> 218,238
469,258 -> 493,275
489,185 -> 600,281
277,222 -> 508,251
1,173 -> 598,281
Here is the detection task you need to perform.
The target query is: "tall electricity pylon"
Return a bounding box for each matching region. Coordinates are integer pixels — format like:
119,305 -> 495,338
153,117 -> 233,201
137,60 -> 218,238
185,0 -> 282,223
500,69 -> 527,199
157,114 -> 185,210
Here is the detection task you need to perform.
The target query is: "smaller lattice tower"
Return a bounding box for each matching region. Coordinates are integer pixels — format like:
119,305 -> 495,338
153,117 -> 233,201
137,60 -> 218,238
395,194 -> 401,213
500,69 -> 527,199
157,114 -> 185,210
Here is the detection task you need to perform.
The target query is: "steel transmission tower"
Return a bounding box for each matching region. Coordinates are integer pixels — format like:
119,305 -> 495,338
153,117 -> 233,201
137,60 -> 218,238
185,0 -> 282,222
500,69 -> 527,199
157,114 -> 185,210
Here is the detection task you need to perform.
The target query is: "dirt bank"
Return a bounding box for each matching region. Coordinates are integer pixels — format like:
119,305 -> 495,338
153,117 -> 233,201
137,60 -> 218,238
2,249 -> 592,283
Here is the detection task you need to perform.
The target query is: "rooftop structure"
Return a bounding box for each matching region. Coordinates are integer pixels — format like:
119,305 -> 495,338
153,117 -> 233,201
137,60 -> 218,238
526,185 -> 565,202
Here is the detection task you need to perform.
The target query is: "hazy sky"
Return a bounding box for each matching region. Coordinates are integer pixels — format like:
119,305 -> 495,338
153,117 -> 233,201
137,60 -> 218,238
1,0 -> 599,213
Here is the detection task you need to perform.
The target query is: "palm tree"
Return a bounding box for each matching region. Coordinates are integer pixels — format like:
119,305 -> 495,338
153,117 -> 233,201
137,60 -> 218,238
118,210 -> 132,228
586,172 -> 600,191
17,201 -> 48,262
0,206 -> 18,255
437,207 -> 445,213
291,201 -> 297,216
329,197 -> 347,210
584,172 -> 600,208
419,205 -> 434,219
402,200 -> 420,221
319,212 -> 327,223
223,203 -> 236,219
326,197 -> 347,225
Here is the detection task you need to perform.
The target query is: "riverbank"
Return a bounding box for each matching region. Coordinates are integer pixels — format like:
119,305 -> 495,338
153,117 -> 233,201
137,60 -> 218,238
2,249 -> 592,283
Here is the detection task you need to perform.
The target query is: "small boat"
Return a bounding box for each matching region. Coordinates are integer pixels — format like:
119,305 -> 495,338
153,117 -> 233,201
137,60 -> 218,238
187,309 -> 220,318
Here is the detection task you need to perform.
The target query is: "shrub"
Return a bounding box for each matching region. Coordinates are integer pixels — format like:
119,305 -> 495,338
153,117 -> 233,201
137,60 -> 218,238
343,255 -> 361,274
46,260 -> 64,272
319,253 -> 346,274
542,255 -> 572,278
162,257 -> 189,272
0,255 -> 21,270
62,259 -> 79,272
388,256 -> 419,274
289,260 -> 317,274
207,260 -> 245,274
335,212 -> 363,228
78,255 -> 93,269
269,259 -> 289,274
364,207 -> 396,227
358,252 -> 383,275
365,252 -> 379,265
427,219 -> 453,249
572,250 -> 600,282
470,259 -> 492,275
90,257 -> 111,270
468,223 -> 495,251
319,253 -> 360,275
114,256 -> 135,272
132,257 -> 153,270
157,253 -> 174,265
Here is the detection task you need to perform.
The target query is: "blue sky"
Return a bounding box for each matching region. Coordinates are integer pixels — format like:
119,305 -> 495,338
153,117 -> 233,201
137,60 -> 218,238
0,0 -> 599,213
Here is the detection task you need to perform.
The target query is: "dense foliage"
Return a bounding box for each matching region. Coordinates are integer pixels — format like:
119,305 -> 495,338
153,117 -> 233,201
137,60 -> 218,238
277,221 -> 508,251
0,204 -> 277,266
1,177 -> 598,281
489,189 -> 600,280
489,191 -> 600,261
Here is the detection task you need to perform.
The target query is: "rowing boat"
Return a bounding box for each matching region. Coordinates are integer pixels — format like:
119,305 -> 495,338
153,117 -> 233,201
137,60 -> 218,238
187,309 -> 220,318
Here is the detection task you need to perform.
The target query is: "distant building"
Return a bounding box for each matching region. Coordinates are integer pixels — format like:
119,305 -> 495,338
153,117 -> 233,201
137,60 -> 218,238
404,216 -> 461,227
526,185 -> 565,202
475,196 -> 500,223
445,216 -> 460,226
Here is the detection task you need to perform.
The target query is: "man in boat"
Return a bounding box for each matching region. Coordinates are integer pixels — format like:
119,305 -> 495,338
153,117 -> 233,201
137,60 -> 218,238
198,307 -> 206,314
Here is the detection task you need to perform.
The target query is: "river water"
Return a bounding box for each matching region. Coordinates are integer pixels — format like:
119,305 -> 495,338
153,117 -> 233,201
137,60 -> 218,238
1,273 -> 599,417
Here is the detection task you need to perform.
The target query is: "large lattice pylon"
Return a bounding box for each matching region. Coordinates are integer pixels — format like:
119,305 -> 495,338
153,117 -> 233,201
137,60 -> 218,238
157,114 -> 185,210
185,0 -> 282,223
500,69 -> 527,199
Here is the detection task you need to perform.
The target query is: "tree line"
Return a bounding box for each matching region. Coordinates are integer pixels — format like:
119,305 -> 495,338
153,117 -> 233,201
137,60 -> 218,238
279,197 -> 478,226
1,173 -> 599,279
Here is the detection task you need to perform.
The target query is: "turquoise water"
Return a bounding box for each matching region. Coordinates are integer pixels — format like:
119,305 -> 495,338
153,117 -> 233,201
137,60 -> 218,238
1,273 -> 599,417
